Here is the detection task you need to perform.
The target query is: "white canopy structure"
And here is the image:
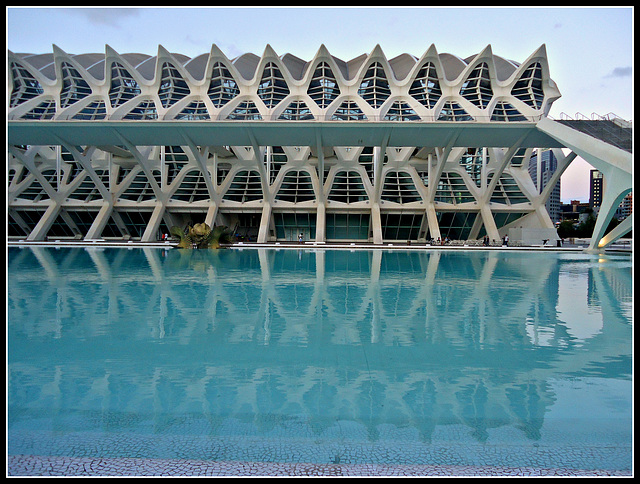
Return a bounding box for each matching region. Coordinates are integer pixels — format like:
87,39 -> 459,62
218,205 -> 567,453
8,44 -> 631,250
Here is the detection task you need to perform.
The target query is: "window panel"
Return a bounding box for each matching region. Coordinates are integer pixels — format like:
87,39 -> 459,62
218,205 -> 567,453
10,61 -> 44,107
358,62 -> 391,108
408,62 -> 442,109
109,62 -> 141,108
158,62 -> 190,108
460,62 -> 493,109
257,62 -> 289,108
60,62 -> 92,108
307,62 -> 340,109
208,62 -> 240,107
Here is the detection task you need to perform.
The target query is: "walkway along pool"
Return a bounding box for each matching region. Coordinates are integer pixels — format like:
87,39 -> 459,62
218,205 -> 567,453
7,247 -> 633,475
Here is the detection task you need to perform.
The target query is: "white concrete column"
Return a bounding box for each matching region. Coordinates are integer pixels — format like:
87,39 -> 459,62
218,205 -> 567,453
257,201 -> 272,243
315,201 -> 326,242
205,202 -> 219,228
588,181 -> 630,251
141,203 -> 166,242
536,117 -> 631,251
85,203 -> 114,240
479,204 -> 501,242
371,203 -> 383,244
26,203 -> 61,241
425,205 -> 441,242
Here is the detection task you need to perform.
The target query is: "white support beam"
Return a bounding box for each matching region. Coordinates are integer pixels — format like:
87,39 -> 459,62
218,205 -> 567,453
26,203 -> 61,241
85,202 -> 114,240
111,129 -> 165,204
9,146 -> 62,203
51,140 -> 112,202
536,117 -> 632,251
141,203 -> 165,242
178,128 -> 220,205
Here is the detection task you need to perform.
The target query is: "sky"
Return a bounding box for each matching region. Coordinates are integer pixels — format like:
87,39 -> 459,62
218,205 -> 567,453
6,6 -> 634,203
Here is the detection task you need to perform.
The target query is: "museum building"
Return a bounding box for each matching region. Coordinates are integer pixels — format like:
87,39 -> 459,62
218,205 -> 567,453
8,43 -> 580,244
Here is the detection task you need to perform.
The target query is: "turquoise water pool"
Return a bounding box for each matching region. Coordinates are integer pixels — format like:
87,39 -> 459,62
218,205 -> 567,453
7,247 -> 632,474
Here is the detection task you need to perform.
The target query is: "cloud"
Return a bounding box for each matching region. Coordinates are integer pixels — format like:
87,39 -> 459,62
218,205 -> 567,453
605,66 -> 632,78
63,8 -> 141,29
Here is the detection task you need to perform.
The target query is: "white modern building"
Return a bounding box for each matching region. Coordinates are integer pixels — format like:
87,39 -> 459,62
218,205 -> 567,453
7,44 -> 632,249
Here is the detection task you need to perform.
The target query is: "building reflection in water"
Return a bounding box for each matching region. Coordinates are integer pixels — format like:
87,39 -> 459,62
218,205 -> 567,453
8,247 -> 632,450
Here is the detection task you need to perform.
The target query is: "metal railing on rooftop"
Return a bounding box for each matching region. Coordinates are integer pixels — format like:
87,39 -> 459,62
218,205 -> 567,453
553,112 -> 632,152
557,111 -> 632,126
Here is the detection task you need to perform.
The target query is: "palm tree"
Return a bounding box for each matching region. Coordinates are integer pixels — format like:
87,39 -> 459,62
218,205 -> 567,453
170,223 -> 232,249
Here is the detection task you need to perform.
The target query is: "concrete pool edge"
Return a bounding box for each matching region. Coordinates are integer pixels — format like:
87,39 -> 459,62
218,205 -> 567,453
6,239 -> 632,254
7,455 -> 631,477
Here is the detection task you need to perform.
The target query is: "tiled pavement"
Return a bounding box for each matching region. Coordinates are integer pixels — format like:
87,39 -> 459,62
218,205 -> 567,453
7,455 -> 630,477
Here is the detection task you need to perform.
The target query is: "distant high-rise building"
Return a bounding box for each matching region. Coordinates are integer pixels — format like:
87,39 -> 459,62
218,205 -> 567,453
529,149 -> 561,222
590,169 -> 604,209
616,192 -> 633,220
590,169 -> 632,220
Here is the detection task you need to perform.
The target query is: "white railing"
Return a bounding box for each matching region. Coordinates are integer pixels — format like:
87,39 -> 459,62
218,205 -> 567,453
11,113 -> 548,123
557,111 -> 631,126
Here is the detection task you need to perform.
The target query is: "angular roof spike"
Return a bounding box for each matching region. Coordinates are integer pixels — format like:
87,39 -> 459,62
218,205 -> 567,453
424,44 -> 438,57
369,44 -> 387,59
530,43 -> 548,59
209,43 -> 229,60
105,44 -> 120,57
316,44 -> 331,57
52,44 -> 67,56
478,44 -> 493,59
262,44 -> 279,58
157,44 -> 170,57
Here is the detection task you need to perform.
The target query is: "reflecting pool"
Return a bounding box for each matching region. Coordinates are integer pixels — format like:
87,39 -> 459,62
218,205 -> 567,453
7,247 -> 633,473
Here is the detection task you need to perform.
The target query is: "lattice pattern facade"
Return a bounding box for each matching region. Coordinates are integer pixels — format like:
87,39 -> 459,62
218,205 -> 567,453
8,44 -> 566,243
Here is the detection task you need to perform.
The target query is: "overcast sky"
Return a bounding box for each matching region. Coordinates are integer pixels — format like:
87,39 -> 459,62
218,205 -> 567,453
7,6 -> 633,202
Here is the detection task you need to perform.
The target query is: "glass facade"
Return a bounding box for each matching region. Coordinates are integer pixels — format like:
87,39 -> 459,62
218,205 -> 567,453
326,213 -> 370,240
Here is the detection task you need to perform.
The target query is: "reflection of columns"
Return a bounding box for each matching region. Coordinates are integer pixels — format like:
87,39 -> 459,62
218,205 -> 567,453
369,251 -> 382,343
423,251 -> 440,337
258,249 -> 271,282
590,262 -> 633,330
28,246 -> 60,281
455,252 -> 499,344
258,249 -> 272,344
142,248 -> 164,281
315,249 -> 325,282
86,247 -> 113,281
309,250 -> 326,338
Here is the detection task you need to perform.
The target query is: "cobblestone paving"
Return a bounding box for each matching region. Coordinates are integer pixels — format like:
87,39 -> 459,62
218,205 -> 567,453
7,455 -> 630,477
